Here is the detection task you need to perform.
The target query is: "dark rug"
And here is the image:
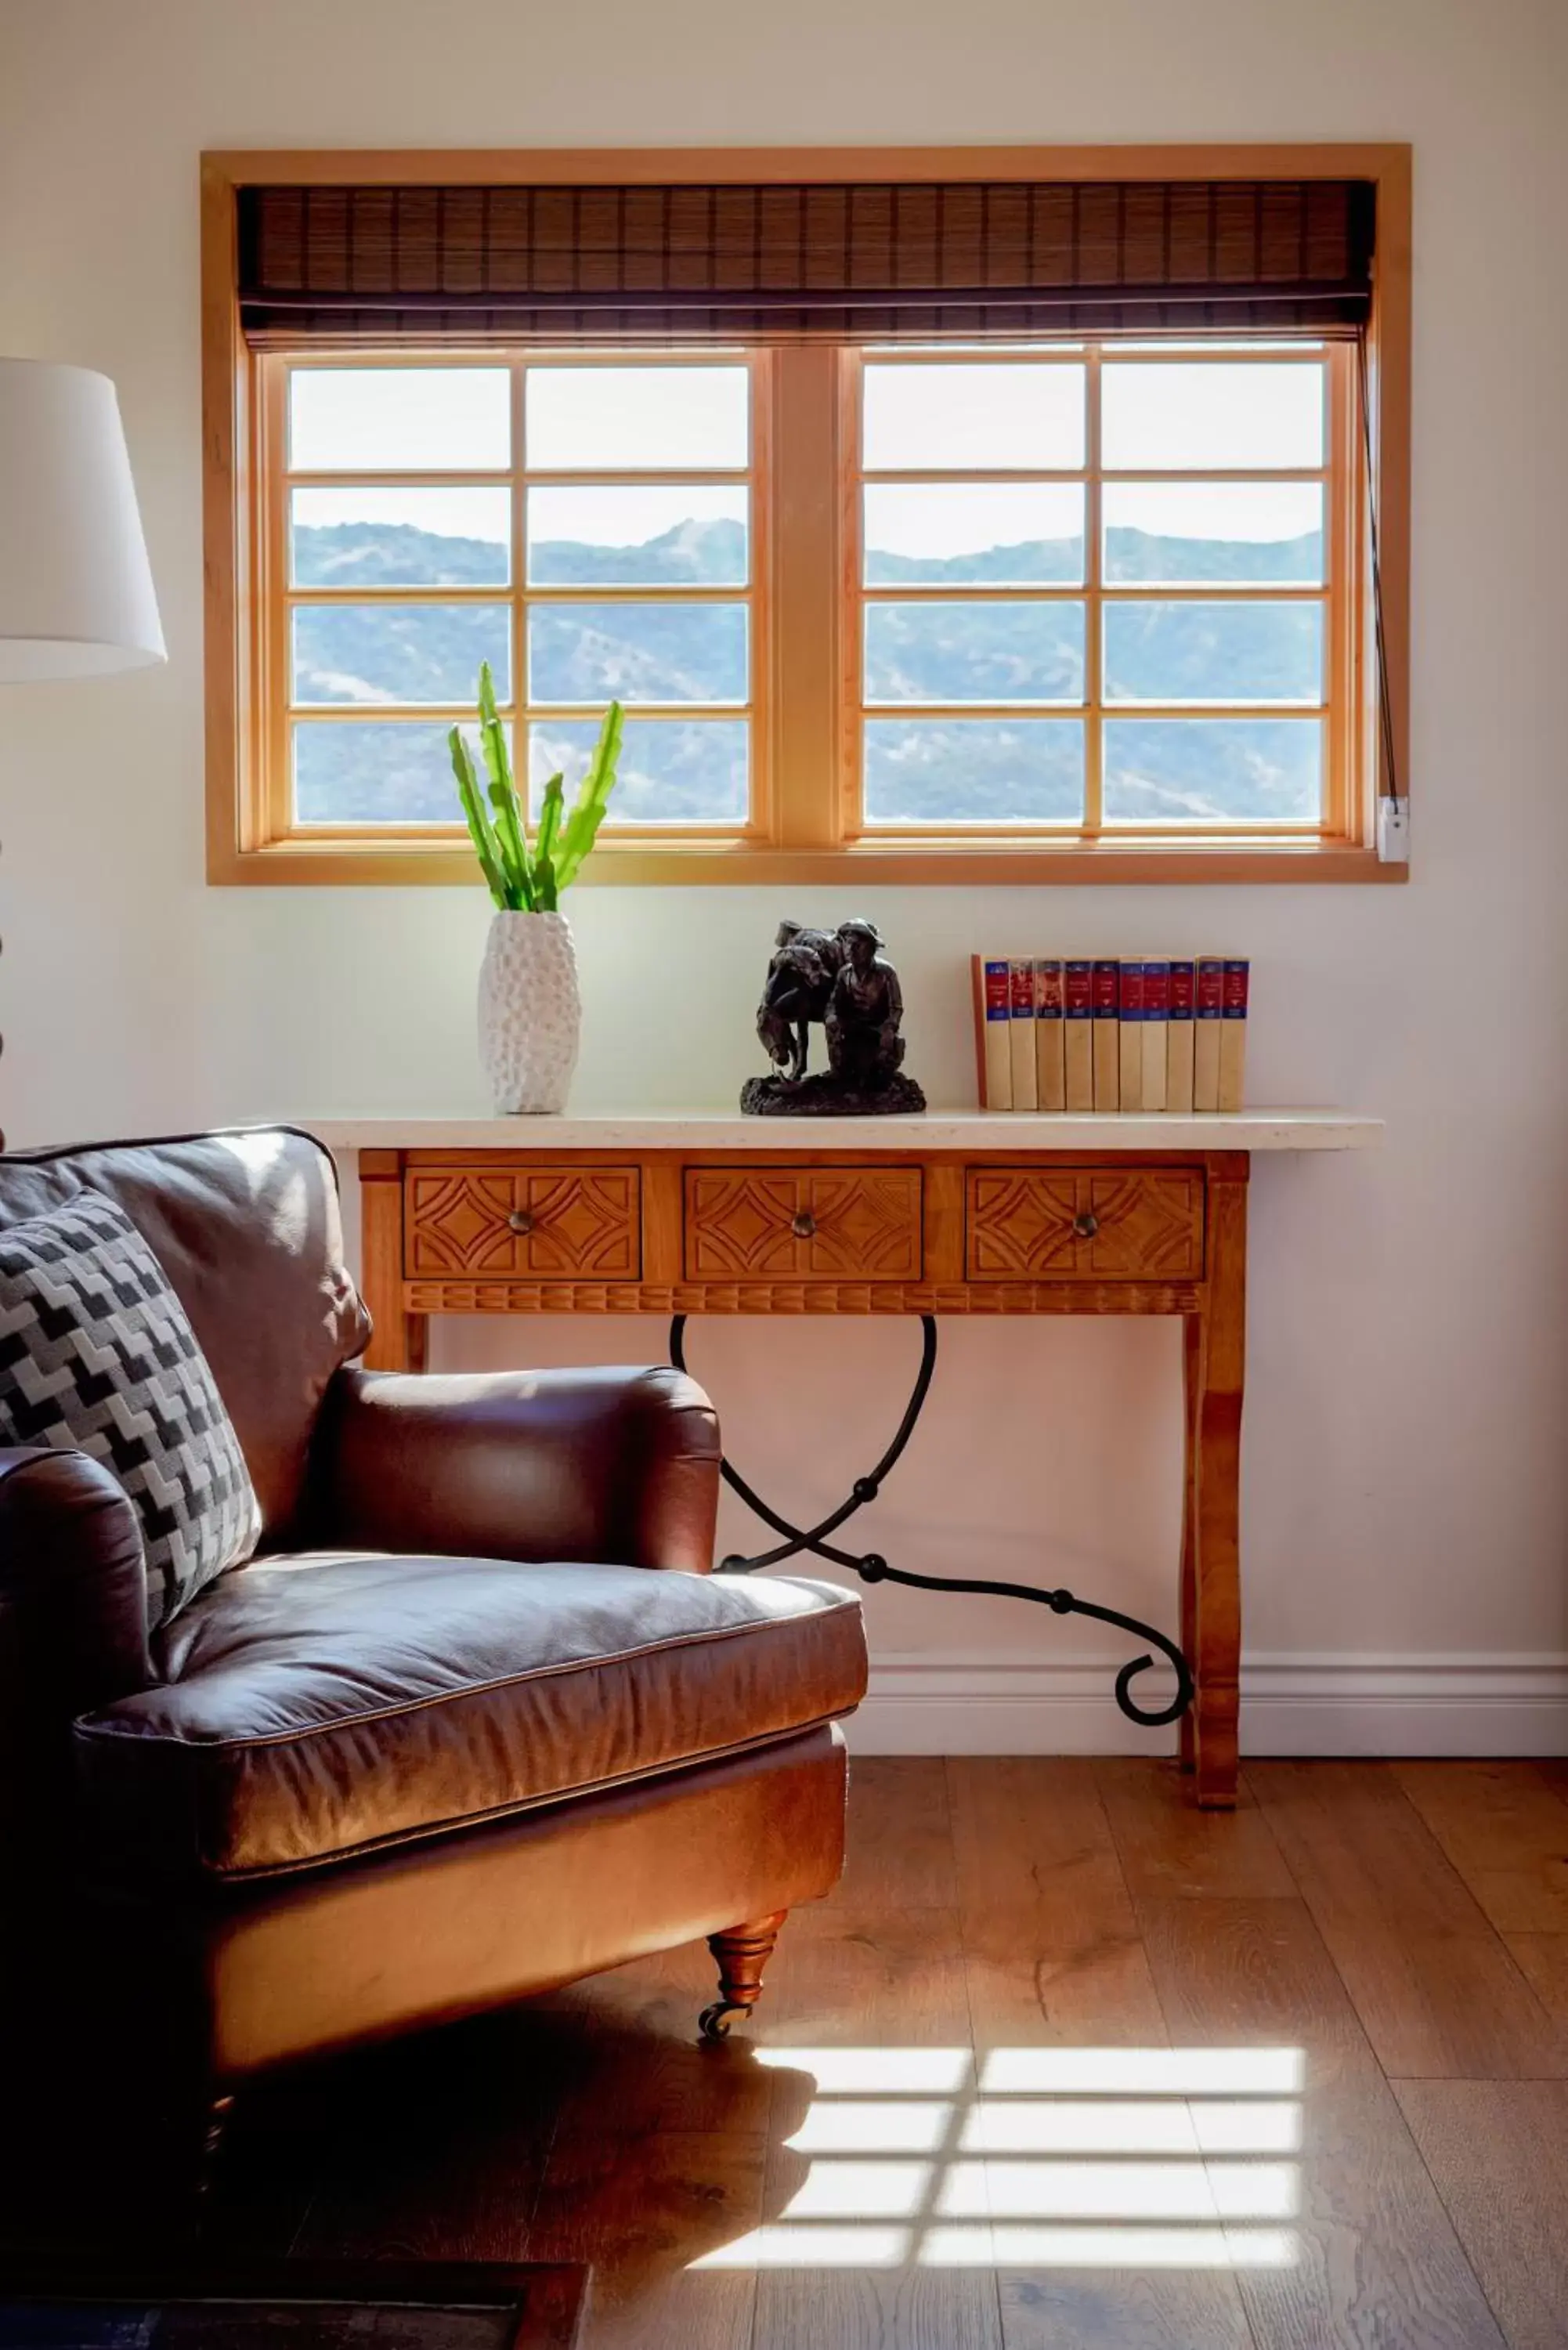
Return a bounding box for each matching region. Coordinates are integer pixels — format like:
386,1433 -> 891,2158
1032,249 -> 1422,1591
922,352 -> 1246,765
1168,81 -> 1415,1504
0,2263 -> 587,2350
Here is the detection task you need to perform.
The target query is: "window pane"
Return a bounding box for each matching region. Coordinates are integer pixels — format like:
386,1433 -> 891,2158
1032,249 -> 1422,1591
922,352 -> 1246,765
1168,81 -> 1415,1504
1103,602 -> 1323,705
528,602 -> 746,706
529,718 -> 747,822
1103,718 -> 1321,822
292,604 -> 511,707
864,485 -> 1084,584
1104,483 -> 1324,585
863,363 -> 1086,471
525,366 -> 749,471
1100,363 -> 1324,470
863,719 -> 1084,823
865,602 -> 1085,704
291,488 -> 511,588
294,720 -> 490,823
288,369 -> 510,472
527,486 -> 747,585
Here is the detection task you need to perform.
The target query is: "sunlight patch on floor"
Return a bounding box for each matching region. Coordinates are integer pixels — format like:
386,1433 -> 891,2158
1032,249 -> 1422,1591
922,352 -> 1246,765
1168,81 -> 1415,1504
691,2044 -> 1304,2272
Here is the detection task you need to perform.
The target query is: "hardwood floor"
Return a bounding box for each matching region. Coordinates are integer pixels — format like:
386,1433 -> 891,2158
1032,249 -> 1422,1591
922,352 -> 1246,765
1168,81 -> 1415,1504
67,1762 -> 1568,2345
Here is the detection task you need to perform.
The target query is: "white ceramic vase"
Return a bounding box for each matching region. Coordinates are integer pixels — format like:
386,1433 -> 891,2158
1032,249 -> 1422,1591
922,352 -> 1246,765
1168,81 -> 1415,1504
477,909 -> 581,1115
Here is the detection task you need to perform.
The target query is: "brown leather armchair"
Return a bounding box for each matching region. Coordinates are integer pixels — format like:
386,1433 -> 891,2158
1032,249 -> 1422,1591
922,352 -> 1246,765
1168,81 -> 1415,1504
0,1129 -> 866,2153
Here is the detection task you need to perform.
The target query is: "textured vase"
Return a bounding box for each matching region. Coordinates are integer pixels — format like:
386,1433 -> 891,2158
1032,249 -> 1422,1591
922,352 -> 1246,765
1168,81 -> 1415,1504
477,910 -> 581,1115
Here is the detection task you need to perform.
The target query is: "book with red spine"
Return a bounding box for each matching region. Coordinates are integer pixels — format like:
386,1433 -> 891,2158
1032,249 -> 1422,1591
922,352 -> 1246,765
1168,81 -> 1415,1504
1064,959 -> 1094,1111
972,956 -> 1013,1109
1009,957 -> 1039,1110
1193,956 -> 1225,1112
1034,958 -> 1066,1112
1091,957 -> 1120,1112
1118,959 -> 1146,1114
1140,958 -> 1170,1112
1166,957 -> 1197,1115
1218,956 -> 1250,1112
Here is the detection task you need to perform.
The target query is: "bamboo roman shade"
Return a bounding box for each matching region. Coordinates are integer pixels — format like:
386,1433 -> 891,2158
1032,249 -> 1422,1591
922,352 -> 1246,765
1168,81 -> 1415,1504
237,176 -> 1376,343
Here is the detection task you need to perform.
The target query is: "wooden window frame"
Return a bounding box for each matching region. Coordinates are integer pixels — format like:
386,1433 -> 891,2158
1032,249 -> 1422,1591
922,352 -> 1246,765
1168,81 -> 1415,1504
203,143 -> 1411,888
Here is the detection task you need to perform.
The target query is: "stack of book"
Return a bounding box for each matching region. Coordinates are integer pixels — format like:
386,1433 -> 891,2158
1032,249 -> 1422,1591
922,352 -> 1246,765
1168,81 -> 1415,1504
973,956 -> 1250,1114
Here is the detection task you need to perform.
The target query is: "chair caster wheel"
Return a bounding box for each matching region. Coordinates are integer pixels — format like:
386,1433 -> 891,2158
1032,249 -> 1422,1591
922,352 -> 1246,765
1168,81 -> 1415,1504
699,2001 -> 749,2042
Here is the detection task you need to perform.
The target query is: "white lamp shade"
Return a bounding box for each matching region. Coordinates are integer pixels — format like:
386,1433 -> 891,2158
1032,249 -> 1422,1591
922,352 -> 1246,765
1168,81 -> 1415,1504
0,358 -> 165,679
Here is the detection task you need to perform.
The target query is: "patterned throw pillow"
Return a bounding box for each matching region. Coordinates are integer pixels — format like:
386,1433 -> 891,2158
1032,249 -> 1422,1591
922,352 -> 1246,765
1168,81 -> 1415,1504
0,1192 -> 261,1629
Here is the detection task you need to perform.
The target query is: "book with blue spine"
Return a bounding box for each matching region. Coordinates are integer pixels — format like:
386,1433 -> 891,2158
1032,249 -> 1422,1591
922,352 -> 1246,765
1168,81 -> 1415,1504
1009,957 -> 1039,1111
1194,956 -> 1225,1111
1219,956 -> 1250,1112
1091,957 -> 1121,1112
1166,957 -> 1197,1114
1064,960 -> 1095,1111
1118,959 -> 1146,1114
1141,957 -> 1170,1112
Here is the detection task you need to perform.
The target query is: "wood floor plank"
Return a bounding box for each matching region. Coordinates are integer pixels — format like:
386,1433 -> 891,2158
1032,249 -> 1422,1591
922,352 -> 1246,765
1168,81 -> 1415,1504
526,2126 -> 766,2350
1393,2081 -> 1568,2350
1096,1757 -> 1295,1900
1395,1760 -> 1568,1935
753,1902 -> 1005,2350
837,1754 -> 960,1912
997,2268 -> 1255,2350
291,2005 -> 568,2261
948,1757 -> 1169,2048
1248,1762 -> 1566,2078
1139,1893 -> 1506,2350
1504,1932 -> 1568,2024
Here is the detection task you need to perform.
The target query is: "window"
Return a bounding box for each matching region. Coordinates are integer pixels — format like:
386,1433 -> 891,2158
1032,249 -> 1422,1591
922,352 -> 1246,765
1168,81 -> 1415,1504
848,344 -> 1351,840
268,352 -> 765,837
206,150 -> 1408,883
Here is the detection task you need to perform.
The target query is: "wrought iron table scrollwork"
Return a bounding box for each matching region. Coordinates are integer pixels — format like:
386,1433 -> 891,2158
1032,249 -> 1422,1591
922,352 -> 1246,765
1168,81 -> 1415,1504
669,1312 -> 1193,1730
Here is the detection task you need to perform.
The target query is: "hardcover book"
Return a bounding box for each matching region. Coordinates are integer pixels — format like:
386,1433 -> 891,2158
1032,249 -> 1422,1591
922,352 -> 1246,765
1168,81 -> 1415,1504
1064,959 -> 1094,1112
1141,957 -> 1170,1114
1219,956 -> 1250,1112
1118,959 -> 1145,1115
1166,957 -> 1197,1115
1009,956 -> 1039,1111
1194,956 -> 1225,1112
973,956 -> 1013,1109
1035,959 -> 1066,1112
1091,957 -> 1120,1112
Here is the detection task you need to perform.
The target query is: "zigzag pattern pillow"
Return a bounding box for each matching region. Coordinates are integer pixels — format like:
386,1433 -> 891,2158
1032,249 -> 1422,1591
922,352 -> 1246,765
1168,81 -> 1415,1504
0,1192 -> 260,1629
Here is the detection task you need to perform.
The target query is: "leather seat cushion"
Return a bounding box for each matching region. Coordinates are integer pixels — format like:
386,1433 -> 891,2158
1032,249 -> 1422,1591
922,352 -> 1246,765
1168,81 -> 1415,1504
73,1555 -> 866,1885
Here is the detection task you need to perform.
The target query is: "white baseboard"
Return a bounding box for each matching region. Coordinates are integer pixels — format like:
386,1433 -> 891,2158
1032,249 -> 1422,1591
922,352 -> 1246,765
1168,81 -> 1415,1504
847,1651 -> 1568,1758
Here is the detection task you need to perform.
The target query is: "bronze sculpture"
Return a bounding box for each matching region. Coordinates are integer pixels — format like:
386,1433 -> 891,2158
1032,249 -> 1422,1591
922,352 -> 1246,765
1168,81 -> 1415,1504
742,916 -> 927,1115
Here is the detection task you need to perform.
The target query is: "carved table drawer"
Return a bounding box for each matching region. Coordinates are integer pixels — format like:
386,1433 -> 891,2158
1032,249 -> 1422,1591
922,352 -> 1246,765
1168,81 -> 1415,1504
405,1166 -> 641,1279
966,1167 -> 1205,1281
685,1167 -> 923,1282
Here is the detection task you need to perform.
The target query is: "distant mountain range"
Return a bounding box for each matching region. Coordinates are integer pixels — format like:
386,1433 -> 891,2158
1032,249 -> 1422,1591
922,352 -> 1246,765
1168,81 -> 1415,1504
290,518 -> 1323,826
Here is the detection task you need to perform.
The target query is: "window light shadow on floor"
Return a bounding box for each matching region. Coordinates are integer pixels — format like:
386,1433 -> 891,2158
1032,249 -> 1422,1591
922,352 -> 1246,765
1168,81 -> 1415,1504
692,2046 -> 1304,2272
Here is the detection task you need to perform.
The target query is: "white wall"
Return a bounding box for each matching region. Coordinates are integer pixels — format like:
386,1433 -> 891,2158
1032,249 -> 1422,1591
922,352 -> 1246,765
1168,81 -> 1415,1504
3,0 -> 1566,1751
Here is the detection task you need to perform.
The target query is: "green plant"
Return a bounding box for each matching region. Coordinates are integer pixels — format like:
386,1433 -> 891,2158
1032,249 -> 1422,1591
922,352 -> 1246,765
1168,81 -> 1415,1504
448,663 -> 624,912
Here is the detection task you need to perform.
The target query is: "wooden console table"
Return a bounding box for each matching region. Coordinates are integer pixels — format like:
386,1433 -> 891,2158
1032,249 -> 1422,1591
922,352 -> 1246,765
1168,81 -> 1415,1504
321,1112 -> 1380,1809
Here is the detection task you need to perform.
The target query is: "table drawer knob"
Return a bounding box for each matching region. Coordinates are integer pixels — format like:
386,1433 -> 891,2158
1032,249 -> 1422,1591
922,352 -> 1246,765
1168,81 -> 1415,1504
1072,1210 -> 1100,1240
507,1209 -> 536,1236
791,1211 -> 817,1239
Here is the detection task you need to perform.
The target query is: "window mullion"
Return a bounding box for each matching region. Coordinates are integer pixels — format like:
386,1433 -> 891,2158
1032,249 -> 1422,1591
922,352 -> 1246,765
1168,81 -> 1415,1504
1084,344 -> 1104,839
511,358 -> 528,804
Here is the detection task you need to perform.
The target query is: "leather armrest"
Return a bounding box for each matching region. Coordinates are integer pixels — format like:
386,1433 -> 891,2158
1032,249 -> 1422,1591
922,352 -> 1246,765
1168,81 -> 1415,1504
313,1365 -> 721,1571
0,1448 -> 153,1873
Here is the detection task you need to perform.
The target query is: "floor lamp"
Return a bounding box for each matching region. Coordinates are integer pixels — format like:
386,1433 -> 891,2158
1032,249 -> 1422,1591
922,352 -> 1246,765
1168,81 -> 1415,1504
0,358 -> 166,1147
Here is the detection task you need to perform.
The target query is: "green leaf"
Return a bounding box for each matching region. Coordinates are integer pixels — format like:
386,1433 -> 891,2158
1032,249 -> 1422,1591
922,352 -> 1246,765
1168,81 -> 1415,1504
554,701 -> 625,891
532,772 -> 565,913
476,659 -> 533,905
449,724 -> 515,909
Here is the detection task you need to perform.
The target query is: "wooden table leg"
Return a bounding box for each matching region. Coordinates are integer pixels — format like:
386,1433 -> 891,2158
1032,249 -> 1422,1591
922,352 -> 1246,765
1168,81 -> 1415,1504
357,1150 -> 425,1374
1191,1158 -> 1248,1809
1178,1313 -> 1201,1775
